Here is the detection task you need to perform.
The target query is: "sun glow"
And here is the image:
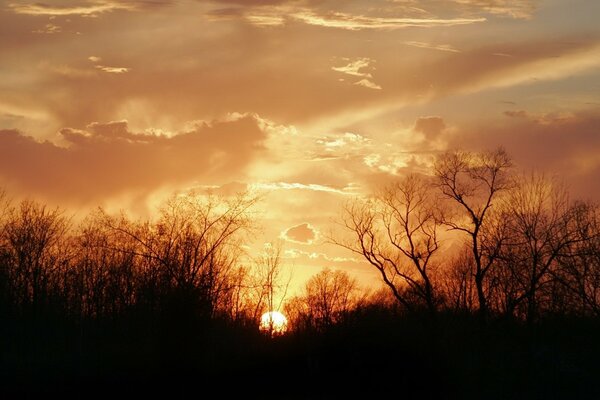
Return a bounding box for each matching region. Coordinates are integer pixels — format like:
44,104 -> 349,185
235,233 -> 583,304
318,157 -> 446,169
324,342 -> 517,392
259,311 -> 288,335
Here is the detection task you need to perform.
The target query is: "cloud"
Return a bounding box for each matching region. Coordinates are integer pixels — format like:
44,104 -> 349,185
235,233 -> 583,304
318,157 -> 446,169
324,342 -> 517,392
316,132 -> 370,150
208,3 -> 487,30
292,10 -> 486,30
8,1 -> 136,17
404,41 -> 460,53
95,65 -> 130,74
283,248 -> 362,264
32,23 -> 62,34
332,58 -> 382,90
281,222 -> 318,244
244,13 -> 286,26
332,58 -> 373,78
503,110 -> 529,118
413,116 -> 446,139
453,0 -> 538,20
0,115 -> 267,203
88,56 -> 102,62
354,79 -> 382,90
450,110 -> 600,200
210,0 -> 296,5
250,182 -> 350,195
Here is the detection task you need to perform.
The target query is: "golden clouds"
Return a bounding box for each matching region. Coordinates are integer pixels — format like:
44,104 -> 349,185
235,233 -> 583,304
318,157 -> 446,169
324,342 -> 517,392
332,58 -> 381,90
0,115 -> 268,203
1,0 -> 599,288
354,79 -> 382,90
32,23 -> 62,34
404,41 -> 461,53
292,10 -> 486,30
453,0 -> 538,20
95,65 -> 130,74
8,1 -> 136,17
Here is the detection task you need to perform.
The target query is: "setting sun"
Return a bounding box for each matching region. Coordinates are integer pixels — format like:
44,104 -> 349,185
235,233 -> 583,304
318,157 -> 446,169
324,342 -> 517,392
260,311 -> 288,335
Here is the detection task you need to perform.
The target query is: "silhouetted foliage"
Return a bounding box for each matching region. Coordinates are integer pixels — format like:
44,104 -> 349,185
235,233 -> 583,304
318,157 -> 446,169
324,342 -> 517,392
336,174 -> 442,313
434,148 -> 512,319
1,149 -> 600,398
286,268 -> 362,331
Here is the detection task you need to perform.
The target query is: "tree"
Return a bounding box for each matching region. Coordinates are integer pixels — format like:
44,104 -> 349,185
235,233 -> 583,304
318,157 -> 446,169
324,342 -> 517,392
286,268 -> 361,331
434,148 -> 512,319
1,200 -> 71,314
554,202 -> 600,316
251,241 -> 291,321
102,191 -> 258,319
498,174 -> 577,322
440,246 -> 477,313
337,175 -> 441,313
70,210 -> 139,318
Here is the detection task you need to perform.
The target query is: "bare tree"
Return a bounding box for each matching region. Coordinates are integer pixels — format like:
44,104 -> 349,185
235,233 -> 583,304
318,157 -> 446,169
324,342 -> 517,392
498,174 -> 578,322
434,148 -> 512,319
101,191 -> 258,318
71,210 -> 139,318
0,190 -> 12,310
251,241 -> 291,322
440,246 -> 478,313
336,175 -> 442,313
554,202 -> 600,316
1,200 -> 71,314
286,268 -> 361,331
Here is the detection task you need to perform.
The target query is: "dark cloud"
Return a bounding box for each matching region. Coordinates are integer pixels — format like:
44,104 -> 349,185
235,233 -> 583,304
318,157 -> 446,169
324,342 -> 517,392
413,116 -> 446,139
504,110 -> 529,118
282,222 -> 317,244
450,109 -> 600,200
0,115 -> 267,204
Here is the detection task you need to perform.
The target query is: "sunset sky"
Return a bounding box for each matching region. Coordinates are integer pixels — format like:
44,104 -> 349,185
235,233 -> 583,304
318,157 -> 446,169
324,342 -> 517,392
1,0 -> 599,294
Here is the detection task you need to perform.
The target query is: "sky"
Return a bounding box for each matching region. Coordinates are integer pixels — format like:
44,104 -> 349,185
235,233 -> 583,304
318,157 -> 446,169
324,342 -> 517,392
1,0 -> 599,295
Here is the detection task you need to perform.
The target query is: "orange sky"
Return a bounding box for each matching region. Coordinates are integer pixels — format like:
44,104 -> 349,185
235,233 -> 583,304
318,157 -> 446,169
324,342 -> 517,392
1,0 -> 599,295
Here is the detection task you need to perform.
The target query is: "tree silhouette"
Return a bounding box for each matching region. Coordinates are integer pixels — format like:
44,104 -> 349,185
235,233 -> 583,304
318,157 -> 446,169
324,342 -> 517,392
337,174 -> 441,313
286,268 -> 361,331
100,191 -> 258,319
434,148 -> 512,319
251,241 -> 291,329
497,174 -> 577,321
1,200 -> 71,315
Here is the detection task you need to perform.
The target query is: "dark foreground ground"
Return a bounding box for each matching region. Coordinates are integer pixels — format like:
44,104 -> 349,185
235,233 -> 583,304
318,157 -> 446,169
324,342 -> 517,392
2,310 -> 600,399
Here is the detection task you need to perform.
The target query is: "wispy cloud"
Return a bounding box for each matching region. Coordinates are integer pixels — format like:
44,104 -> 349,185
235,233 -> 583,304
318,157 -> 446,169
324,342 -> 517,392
250,182 -> 350,195
333,58 -> 382,90
9,1 -> 135,17
316,132 -> 370,149
354,78 -> 382,90
404,41 -> 461,53
95,65 -> 130,74
245,13 -> 285,27
209,5 -> 486,31
292,10 -> 485,30
32,23 -> 62,34
332,58 -> 373,78
284,248 -> 363,264
453,0 -> 538,20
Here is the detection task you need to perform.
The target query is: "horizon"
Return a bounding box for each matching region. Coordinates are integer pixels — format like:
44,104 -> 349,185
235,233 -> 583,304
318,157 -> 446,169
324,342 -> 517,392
1,0 -> 599,295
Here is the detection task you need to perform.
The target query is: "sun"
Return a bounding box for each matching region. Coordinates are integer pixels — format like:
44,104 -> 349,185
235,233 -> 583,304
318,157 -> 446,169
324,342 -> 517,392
259,311 -> 288,335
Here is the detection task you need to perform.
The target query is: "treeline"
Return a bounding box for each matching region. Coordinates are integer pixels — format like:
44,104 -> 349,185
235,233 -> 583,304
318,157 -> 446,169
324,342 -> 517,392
0,192 -> 291,326
1,148 -> 600,398
0,148 -> 599,329
338,148 -> 600,323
